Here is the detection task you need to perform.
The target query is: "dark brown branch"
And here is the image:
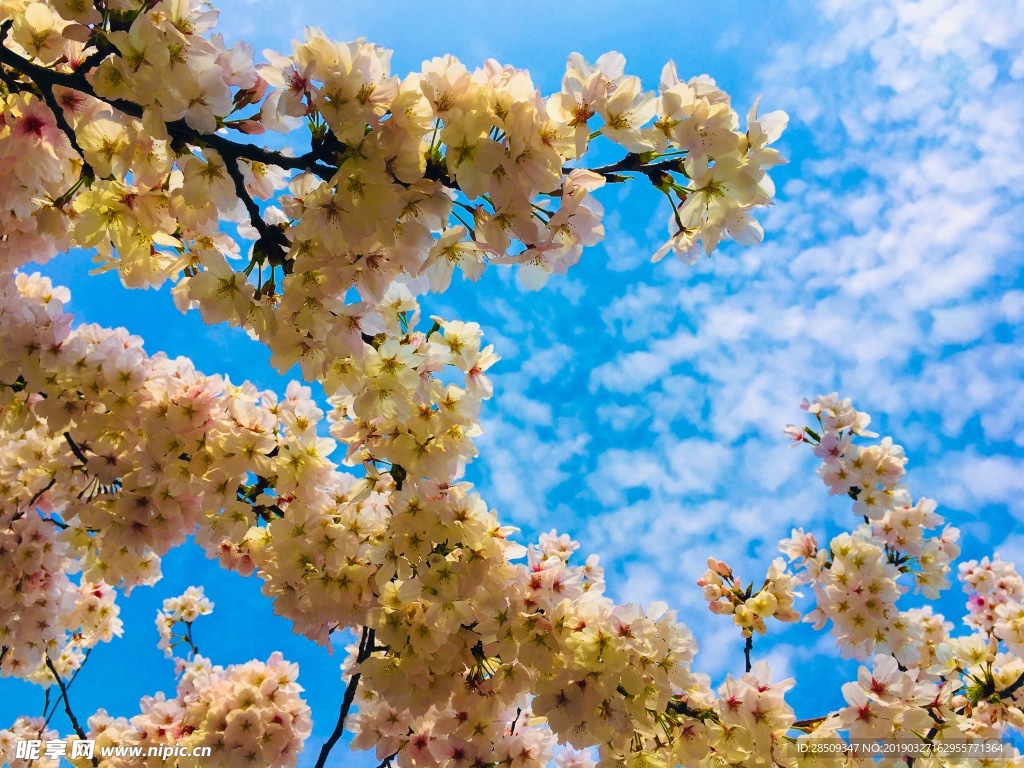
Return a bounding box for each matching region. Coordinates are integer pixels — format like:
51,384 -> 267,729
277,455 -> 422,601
743,635 -> 753,673
75,42 -> 110,75
43,648 -> 90,728
26,477 -> 57,509
45,656 -> 98,767
183,622 -> 200,657
63,432 -> 89,466
40,687 -> 51,722
566,153 -> 682,185
221,150 -> 290,268
791,716 -> 828,731
27,688 -> 52,768
667,695 -> 719,724
39,78 -> 94,180
314,626 -> 374,768
1000,670 -> 1024,700
0,63 -> 28,94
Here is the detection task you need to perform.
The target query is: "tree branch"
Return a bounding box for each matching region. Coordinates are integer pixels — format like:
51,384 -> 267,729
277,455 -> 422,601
790,716 -> 828,731
743,635 -> 753,673
64,431 -> 89,467
0,38 -> 334,179
43,651 -> 92,729
566,153 -> 682,185
45,656 -> 98,767
220,149 -> 290,269
1000,670 -> 1024,700
183,622 -> 200,658
75,42 -> 110,76
314,626 -> 374,768
25,476 -> 57,510
37,78 -> 94,180
0,62 -> 28,94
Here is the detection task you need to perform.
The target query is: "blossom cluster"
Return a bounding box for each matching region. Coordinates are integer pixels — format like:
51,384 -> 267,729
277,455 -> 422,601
0,1 -> 786,393
156,585 -> 213,658
5,3 -> 1024,766
697,557 -> 801,638
2,271 -> 316,579
0,511 -> 76,677
5,277 -> 1024,768
780,394 -> 961,661
0,89 -> 78,270
671,662 -> 796,766
2,272 -> 466,649
800,644 -> 1024,767
349,529 -> 704,768
960,556 -> 1024,658
0,504 -> 122,681
670,397 -> 1024,767
0,716 -> 60,768
1,269 -> 716,767
1,271 -> 373,667
72,652 -> 312,768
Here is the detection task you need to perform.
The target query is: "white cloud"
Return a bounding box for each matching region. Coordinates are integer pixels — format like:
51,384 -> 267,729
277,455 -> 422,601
929,451 -> 1024,521
588,437 -> 732,507
577,0 -> 1024,685
995,534 -> 1024,568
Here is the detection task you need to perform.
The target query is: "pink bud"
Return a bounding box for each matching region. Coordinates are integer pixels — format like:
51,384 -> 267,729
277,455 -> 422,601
251,76 -> 269,101
236,120 -> 266,135
783,425 -> 804,443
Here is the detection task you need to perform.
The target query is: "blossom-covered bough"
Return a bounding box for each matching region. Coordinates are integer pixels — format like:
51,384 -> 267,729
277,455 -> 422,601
0,1 -> 1021,767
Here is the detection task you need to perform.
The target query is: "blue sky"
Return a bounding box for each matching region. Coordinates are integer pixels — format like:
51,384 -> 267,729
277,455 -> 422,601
5,0 -> 1024,763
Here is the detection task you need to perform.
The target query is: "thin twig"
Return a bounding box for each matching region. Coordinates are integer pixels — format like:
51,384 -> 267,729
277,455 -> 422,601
38,81 -> 94,180
790,716 -> 827,731
744,635 -> 753,673
76,44 -> 109,74
45,656 -> 99,767
26,687 -> 52,768
63,432 -> 89,466
0,64 -> 28,93
565,153 -> 681,184
1000,670 -> 1024,700
221,151 -> 290,267
183,622 -> 200,658
26,477 -> 57,509
509,707 -> 522,734
314,626 -> 374,768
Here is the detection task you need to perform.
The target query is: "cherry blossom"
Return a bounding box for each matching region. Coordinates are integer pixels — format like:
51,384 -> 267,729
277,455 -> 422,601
0,5 -> 1022,768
